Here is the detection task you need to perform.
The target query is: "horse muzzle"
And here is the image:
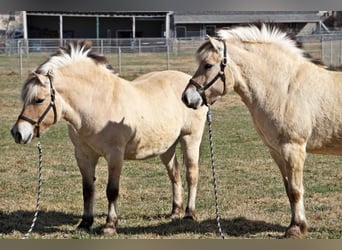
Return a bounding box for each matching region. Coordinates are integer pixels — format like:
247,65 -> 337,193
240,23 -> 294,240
11,122 -> 34,144
182,86 -> 203,109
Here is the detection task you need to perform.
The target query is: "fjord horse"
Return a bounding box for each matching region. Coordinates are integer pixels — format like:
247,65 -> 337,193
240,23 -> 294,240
182,24 -> 342,238
11,41 -> 207,235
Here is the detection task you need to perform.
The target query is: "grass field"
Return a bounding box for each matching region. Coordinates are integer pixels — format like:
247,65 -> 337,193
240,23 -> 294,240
0,52 -> 341,239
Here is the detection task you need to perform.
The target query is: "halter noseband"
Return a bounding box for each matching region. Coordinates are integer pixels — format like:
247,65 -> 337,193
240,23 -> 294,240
188,39 -> 227,106
18,73 -> 57,138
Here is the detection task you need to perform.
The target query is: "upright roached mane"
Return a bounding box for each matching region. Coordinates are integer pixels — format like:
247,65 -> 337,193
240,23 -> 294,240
217,24 -> 300,51
182,23 -> 342,238
11,40 -> 208,236
22,41 -> 114,106
37,41 -> 113,75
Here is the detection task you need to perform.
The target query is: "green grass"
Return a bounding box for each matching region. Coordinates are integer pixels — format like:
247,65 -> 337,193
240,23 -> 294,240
0,53 -> 341,239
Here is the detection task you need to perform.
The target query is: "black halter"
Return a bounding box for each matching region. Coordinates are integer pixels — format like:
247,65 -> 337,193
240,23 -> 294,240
188,40 -> 227,106
18,73 -> 57,138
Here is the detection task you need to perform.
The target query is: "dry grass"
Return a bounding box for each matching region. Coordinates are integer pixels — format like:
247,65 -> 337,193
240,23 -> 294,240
0,52 -> 341,239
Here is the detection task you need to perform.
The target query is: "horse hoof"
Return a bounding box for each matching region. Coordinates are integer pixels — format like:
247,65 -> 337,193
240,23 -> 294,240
172,203 -> 184,215
285,225 -> 306,239
183,207 -> 198,221
102,221 -> 117,236
76,220 -> 93,233
170,206 -> 184,219
183,211 -> 198,221
170,213 -> 182,220
102,226 -> 117,237
76,226 -> 92,234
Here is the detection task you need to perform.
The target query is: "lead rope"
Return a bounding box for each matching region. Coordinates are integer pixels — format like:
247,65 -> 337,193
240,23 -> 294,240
206,106 -> 225,239
22,141 -> 43,239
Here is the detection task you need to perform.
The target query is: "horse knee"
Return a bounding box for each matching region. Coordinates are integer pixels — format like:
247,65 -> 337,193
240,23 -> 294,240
288,186 -> 302,203
162,153 -> 181,182
106,184 -> 119,201
186,164 -> 199,184
82,180 -> 95,198
185,164 -> 199,216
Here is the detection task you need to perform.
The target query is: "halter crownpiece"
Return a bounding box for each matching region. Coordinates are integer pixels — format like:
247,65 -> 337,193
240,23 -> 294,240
188,39 -> 227,106
18,72 -> 57,138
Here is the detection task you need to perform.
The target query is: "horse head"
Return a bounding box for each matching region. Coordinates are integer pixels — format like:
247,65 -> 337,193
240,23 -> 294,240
182,36 -> 231,109
10,40 -> 108,144
11,71 -> 61,144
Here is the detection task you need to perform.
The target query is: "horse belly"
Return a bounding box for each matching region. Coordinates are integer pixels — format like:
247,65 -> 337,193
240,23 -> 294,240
307,141 -> 342,155
124,129 -> 179,160
307,129 -> 342,155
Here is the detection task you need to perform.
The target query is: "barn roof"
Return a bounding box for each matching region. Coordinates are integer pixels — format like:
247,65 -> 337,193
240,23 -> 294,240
173,11 -> 321,24
27,11 -> 169,18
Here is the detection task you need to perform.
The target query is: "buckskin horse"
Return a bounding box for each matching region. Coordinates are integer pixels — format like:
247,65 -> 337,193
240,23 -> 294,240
182,24 -> 342,238
11,41 -> 207,235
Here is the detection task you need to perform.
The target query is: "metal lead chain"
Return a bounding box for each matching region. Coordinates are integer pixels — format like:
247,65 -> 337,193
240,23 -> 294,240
22,141 -> 43,239
207,107 -> 225,239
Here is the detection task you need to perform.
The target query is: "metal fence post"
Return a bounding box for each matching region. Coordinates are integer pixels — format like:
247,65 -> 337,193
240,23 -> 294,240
101,39 -> 103,55
166,44 -> 170,70
321,37 -> 324,65
139,39 -> 141,55
330,40 -> 333,67
118,47 -> 122,74
18,40 -> 23,77
340,40 -> 342,66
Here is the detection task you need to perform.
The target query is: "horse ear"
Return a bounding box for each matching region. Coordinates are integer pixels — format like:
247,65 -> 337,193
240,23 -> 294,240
32,72 -> 48,85
207,35 -> 222,52
81,40 -> 93,50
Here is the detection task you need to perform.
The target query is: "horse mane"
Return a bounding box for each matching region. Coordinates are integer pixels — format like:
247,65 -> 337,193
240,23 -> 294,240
22,41 -> 115,105
207,23 -> 324,66
35,40 -> 115,75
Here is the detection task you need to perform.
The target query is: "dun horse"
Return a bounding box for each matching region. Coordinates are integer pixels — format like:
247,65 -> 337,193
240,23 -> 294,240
11,41 -> 207,235
182,24 -> 342,238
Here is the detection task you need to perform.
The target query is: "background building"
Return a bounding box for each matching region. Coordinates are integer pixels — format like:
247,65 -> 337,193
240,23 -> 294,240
1,11 -> 338,40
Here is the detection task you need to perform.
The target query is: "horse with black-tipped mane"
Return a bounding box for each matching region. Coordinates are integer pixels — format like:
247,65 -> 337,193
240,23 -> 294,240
11,41 -> 207,235
182,23 -> 342,238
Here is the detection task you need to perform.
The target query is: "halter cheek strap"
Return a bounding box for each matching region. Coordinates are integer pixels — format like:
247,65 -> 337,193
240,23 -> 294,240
18,74 -> 57,138
188,40 -> 227,106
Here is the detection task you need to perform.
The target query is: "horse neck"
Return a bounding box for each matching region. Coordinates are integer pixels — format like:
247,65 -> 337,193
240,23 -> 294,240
228,42 -> 299,108
54,66 -> 119,131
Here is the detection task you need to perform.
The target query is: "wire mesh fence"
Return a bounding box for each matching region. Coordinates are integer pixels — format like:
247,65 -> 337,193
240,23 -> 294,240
1,38 -> 207,78
298,33 -> 342,67
1,35 -> 342,78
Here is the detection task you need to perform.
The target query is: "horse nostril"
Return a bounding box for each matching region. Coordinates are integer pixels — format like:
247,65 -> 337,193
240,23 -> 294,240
11,127 -> 22,143
17,132 -> 22,143
182,93 -> 189,105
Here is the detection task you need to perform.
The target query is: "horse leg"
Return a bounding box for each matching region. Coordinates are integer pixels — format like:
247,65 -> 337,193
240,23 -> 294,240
76,152 -> 98,231
271,144 -> 308,238
160,143 -> 184,218
103,149 -> 124,236
68,128 -> 99,232
269,149 -> 290,198
180,135 -> 201,221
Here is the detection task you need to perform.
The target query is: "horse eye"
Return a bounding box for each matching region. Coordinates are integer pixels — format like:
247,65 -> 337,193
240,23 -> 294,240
204,64 -> 213,70
35,98 -> 45,104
